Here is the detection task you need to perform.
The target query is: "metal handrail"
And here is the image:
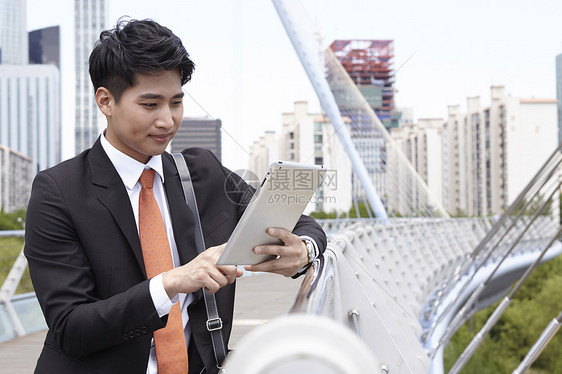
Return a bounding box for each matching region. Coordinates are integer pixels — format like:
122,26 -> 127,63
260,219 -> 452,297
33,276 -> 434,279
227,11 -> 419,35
290,248 -> 341,320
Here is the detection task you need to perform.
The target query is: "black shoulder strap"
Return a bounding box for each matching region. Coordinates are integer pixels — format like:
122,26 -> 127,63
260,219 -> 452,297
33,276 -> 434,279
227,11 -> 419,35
171,153 -> 227,368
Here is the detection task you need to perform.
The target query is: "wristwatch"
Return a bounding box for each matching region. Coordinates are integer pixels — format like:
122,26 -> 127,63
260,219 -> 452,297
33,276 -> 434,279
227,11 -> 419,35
303,239 -> 317,264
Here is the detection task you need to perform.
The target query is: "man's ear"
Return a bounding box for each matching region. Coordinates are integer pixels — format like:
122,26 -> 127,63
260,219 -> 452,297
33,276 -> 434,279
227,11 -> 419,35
95,87 -> 114,116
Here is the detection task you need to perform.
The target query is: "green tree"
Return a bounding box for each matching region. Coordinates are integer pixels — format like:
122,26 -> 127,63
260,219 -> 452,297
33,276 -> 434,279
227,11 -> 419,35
511,194 -> 553,218
348,201 -> 372,218
309,210 -> 339,219
444,255 -> 562,373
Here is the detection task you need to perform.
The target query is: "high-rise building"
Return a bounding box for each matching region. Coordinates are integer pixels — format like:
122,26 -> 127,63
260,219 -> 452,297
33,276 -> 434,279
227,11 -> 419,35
441,103 -> 473,216
170,118 -> 222,160
556,53 -> 562,143
249,131 -> 278,179
0,144 -> 33,212
0,0 -> 61,173
0,64 -> 61,172
392,86 -> 558,216
390,118 -> 444,206
29,26 -> 60,68
327,40 -> 398,202
330,40 -> 397,130
74,0 -> 107,154
0,0 -> 27,64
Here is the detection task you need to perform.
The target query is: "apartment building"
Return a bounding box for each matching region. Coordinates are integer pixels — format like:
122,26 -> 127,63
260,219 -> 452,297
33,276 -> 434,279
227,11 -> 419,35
393,86 -> 558,216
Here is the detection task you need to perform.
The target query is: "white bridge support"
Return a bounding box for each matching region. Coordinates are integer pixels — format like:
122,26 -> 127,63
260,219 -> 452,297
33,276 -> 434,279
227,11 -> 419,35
222,216 -> 562,374
272,0 -> 388,220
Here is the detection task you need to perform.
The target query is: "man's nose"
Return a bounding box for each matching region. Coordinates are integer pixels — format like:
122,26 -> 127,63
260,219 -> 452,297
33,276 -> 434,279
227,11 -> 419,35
156,106 -> 174,128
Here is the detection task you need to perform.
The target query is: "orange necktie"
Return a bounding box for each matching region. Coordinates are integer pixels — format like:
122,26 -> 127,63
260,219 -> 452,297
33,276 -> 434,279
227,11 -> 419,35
139,169 -> 189,373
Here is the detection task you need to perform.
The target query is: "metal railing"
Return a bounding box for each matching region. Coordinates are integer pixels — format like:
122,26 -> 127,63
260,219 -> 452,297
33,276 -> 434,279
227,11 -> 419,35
284,215 -> 562,373
1,218 -> 560,372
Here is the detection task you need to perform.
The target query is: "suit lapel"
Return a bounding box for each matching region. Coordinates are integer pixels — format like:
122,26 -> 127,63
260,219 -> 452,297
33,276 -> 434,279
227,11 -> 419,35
87,143 -> 199,279
162,153 -> 199,265
88,139 -> 147,277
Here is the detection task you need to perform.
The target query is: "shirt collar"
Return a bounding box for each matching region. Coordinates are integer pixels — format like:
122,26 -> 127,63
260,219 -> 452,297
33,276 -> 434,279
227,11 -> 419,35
100,133 -> 165,190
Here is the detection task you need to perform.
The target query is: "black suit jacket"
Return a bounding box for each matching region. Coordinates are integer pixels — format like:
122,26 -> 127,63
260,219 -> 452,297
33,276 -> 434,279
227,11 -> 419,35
24,139 -> 326,374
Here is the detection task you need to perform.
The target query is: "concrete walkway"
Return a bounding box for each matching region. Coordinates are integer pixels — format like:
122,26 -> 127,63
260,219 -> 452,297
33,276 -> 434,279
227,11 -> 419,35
0,273 -> 302,373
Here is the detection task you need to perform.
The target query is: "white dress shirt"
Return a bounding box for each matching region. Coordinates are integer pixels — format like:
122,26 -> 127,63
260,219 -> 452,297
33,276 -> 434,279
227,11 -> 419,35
100,135 -> 193,374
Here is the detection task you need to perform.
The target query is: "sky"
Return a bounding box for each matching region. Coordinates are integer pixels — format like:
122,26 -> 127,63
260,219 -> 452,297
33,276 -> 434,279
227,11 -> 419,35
27,0 -> 562,171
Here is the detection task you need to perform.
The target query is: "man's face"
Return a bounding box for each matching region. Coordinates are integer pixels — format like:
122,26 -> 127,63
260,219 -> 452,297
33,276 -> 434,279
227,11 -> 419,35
104,70 -> 184,163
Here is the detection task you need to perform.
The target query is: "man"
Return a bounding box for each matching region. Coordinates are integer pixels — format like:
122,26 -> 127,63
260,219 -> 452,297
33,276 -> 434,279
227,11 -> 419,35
24,19 -> 326,374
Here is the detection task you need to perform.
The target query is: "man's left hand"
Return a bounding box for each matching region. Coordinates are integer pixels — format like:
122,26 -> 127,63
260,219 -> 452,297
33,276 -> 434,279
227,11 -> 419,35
244,228 -> 309,277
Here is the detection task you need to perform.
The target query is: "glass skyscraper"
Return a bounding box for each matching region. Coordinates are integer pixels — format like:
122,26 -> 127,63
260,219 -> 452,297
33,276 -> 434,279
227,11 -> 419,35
0,0 -> 62,212
0,65 -> 61,172
0,0 -> 27,64
29,26 -> 60,68
171,118 -> 222,161
74,0 -> 107,154
0,0 -> 61,173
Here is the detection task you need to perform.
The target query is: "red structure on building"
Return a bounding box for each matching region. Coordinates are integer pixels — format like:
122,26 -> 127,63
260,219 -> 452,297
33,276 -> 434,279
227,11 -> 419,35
330,40 -> 395,127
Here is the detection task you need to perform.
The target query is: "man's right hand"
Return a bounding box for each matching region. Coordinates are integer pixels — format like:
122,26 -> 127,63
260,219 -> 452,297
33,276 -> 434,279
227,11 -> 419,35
162,244 -> 242,298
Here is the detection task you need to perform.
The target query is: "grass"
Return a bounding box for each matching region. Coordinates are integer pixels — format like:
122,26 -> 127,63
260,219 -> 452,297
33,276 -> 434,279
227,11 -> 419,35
0,236 -> 34,295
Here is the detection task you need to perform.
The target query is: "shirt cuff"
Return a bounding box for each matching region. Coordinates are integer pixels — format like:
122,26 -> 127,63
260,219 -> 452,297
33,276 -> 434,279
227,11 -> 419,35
149,273 -> 178,318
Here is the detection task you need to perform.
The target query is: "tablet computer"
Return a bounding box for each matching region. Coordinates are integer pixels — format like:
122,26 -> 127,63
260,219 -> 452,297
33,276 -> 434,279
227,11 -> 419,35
217,161 -> 325,265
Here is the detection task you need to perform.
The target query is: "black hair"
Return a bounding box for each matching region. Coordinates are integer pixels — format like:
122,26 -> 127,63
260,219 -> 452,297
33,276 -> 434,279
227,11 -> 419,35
89,18 -> 195,102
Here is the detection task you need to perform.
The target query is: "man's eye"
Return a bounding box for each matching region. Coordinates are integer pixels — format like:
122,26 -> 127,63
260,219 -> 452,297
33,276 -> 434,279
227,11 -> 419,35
142,103 -> 157,108
172,101 -> 183,106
